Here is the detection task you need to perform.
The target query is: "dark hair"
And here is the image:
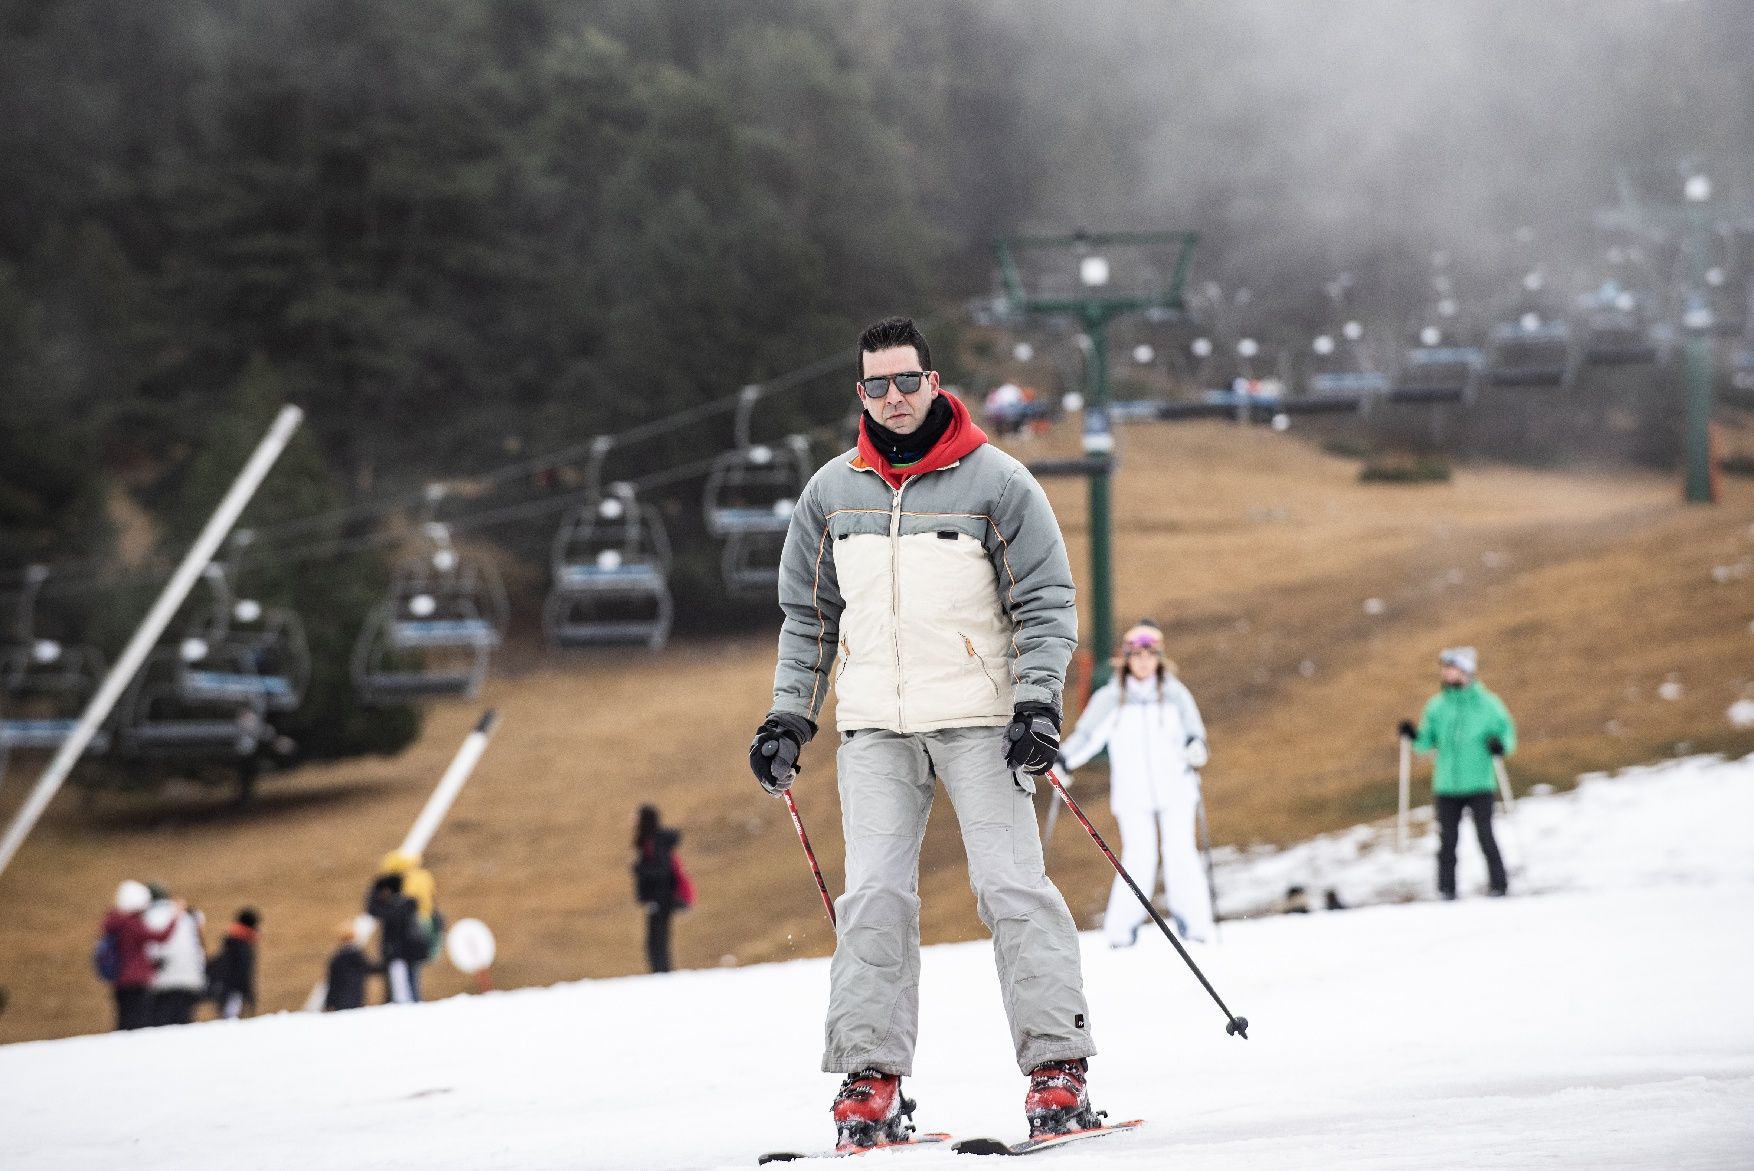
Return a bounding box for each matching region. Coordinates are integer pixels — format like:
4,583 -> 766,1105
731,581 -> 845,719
236,907 -> 260,929
634,804 -> 660,848
858,316 -> 932,376
372,873 -> 404,895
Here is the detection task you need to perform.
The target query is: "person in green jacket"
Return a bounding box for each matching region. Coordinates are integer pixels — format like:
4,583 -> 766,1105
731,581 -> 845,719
1397,646 -> 1515,899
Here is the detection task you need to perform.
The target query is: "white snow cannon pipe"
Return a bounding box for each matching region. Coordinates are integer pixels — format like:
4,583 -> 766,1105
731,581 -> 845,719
400,709 -> 500,860
0,405 -> 304,882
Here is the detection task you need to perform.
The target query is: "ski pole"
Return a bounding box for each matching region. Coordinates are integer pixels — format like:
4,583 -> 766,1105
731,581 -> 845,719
1044,768 -> 1249,1039
1491,755 -> 1518,816
1195,787 -> 1220,944
783,790 -> 836,927
1397,734 -> 1412,851
1491,755 -> 1526,879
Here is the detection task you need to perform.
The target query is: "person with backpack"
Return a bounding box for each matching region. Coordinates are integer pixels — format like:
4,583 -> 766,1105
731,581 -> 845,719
143,883 -> 208,1026
365,873 -> 426,1003
377,850 -> 444,965
632,805 -> 694,974
97,880 -> 179,1031
207,907 -> 261,1019
1398,646 -> 1517,900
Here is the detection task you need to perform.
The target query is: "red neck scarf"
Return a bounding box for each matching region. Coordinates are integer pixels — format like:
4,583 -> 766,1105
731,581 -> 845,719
855,390 -> 988,489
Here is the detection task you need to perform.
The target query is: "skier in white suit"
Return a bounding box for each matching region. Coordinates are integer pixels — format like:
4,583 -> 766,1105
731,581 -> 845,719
1058,620 -> 1214,945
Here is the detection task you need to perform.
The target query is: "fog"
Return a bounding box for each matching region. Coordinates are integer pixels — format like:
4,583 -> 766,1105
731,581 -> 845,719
1004,0 -> 1754,328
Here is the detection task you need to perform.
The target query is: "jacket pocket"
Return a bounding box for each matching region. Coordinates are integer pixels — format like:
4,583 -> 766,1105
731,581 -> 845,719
959,632 -> 1001,698
836,637 -> 853,682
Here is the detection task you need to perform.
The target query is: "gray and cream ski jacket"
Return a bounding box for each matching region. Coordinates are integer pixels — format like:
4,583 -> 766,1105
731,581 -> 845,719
769,403 -> 1078,734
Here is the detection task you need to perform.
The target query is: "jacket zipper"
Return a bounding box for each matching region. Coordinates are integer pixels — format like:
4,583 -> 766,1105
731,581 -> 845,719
962,633 -> 1001,697
889,480 -> 908,730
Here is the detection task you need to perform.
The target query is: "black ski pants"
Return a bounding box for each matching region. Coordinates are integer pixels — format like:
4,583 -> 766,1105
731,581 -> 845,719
1436,792 -> 1507,897
113,986 -> 152,1031
150,989 -> 200,1026
645,906 -> 673,974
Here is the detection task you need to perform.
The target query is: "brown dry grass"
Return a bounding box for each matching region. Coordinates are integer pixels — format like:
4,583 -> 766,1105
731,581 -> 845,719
3,421 -> 1752,1044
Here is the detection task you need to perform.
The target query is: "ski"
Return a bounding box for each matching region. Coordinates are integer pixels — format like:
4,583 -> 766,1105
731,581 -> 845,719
757,1132 -> 954,1164
951,1119 -> 1145,1156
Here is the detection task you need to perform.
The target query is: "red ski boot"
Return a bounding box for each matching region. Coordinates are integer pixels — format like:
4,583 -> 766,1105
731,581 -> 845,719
830,1068 -> 916,1152
1024,1059 -> 1104,1139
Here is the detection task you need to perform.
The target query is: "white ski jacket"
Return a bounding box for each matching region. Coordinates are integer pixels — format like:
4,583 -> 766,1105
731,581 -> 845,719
144,900 -> 208,994
1060,674 -> 1208,816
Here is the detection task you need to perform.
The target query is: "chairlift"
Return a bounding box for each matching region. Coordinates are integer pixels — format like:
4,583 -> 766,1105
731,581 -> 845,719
176,545 -> 311,711
117,644 -> 267,759
1304,323 -> 1391,398
352,520 -> 509,704
720,530 -> 788,598
544,458 -> 674,649
1485,316 -> 1575,388
1733,344 -> 1754,394
703,387 -> 811,539
0,567 -> 111,785
1578,285 -> 1660,365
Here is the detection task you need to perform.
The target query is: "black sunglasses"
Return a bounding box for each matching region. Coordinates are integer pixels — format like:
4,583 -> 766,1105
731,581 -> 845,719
857,371 -> 929,399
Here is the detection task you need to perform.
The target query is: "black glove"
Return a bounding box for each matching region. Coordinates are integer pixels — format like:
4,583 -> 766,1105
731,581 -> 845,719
1397,720 -> 1417,741
1486,736 -> 1505,757
1004,702 -> 1061,775
749,711 -> 815,795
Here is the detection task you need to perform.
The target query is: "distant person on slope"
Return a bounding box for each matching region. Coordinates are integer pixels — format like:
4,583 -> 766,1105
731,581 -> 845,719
378,850 -> 444,967
749,316 -> 1098,1153
365,873 -> 425,1004
1398,646 -> 1516,900
97,880 -> 180,1031
143,882 -> 208,1025
208,907 -> 261,1019
631,805 -> 694,974
323,916 -> 378,1012
1058,621 -> 1214,945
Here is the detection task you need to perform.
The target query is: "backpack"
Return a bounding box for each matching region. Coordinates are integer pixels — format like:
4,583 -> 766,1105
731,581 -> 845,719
92,929 -> 122,983
671,854 -> 696,911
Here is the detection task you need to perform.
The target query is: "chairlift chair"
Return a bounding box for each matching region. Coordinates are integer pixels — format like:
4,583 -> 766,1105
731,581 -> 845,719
1578,285 -> 1660,366
544,481 -> 674,649
118,645 -> 268,759
0,567 -> 112,785
703,387 -> 811,539
720,529 -> 788,598
1400,345 -> 1482,399
176,561 -> 311,712
351,524 -> 509,704
1733,344 -> 1754,393
1303,322 -> 1391,399
1485,318 -> 1576,388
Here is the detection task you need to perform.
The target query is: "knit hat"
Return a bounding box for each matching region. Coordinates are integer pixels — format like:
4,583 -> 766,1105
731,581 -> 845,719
1120,621 -> 1163,652
114,879 -> 151,914
1438,646 -> 1478,675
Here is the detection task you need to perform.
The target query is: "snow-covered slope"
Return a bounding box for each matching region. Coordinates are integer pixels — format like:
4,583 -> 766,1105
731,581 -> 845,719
6,755 -> 1752,1170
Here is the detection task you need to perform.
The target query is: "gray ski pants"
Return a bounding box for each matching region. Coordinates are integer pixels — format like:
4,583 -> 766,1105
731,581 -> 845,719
823,726 -> 1094,1076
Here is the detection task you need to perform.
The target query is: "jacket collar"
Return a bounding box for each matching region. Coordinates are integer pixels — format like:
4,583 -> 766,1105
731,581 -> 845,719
850,390 -> 988,489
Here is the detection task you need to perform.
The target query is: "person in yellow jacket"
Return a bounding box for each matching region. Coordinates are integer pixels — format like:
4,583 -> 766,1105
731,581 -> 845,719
378,850 -> 443,961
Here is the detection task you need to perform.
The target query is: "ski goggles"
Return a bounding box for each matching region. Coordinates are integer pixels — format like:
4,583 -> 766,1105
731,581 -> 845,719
857,371 -> 930,399
1122,630 -> 1163,653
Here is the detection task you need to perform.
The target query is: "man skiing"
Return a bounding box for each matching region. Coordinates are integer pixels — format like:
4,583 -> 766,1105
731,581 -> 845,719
1398,646 -> 1517,899
749,316 -> 1098,1152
